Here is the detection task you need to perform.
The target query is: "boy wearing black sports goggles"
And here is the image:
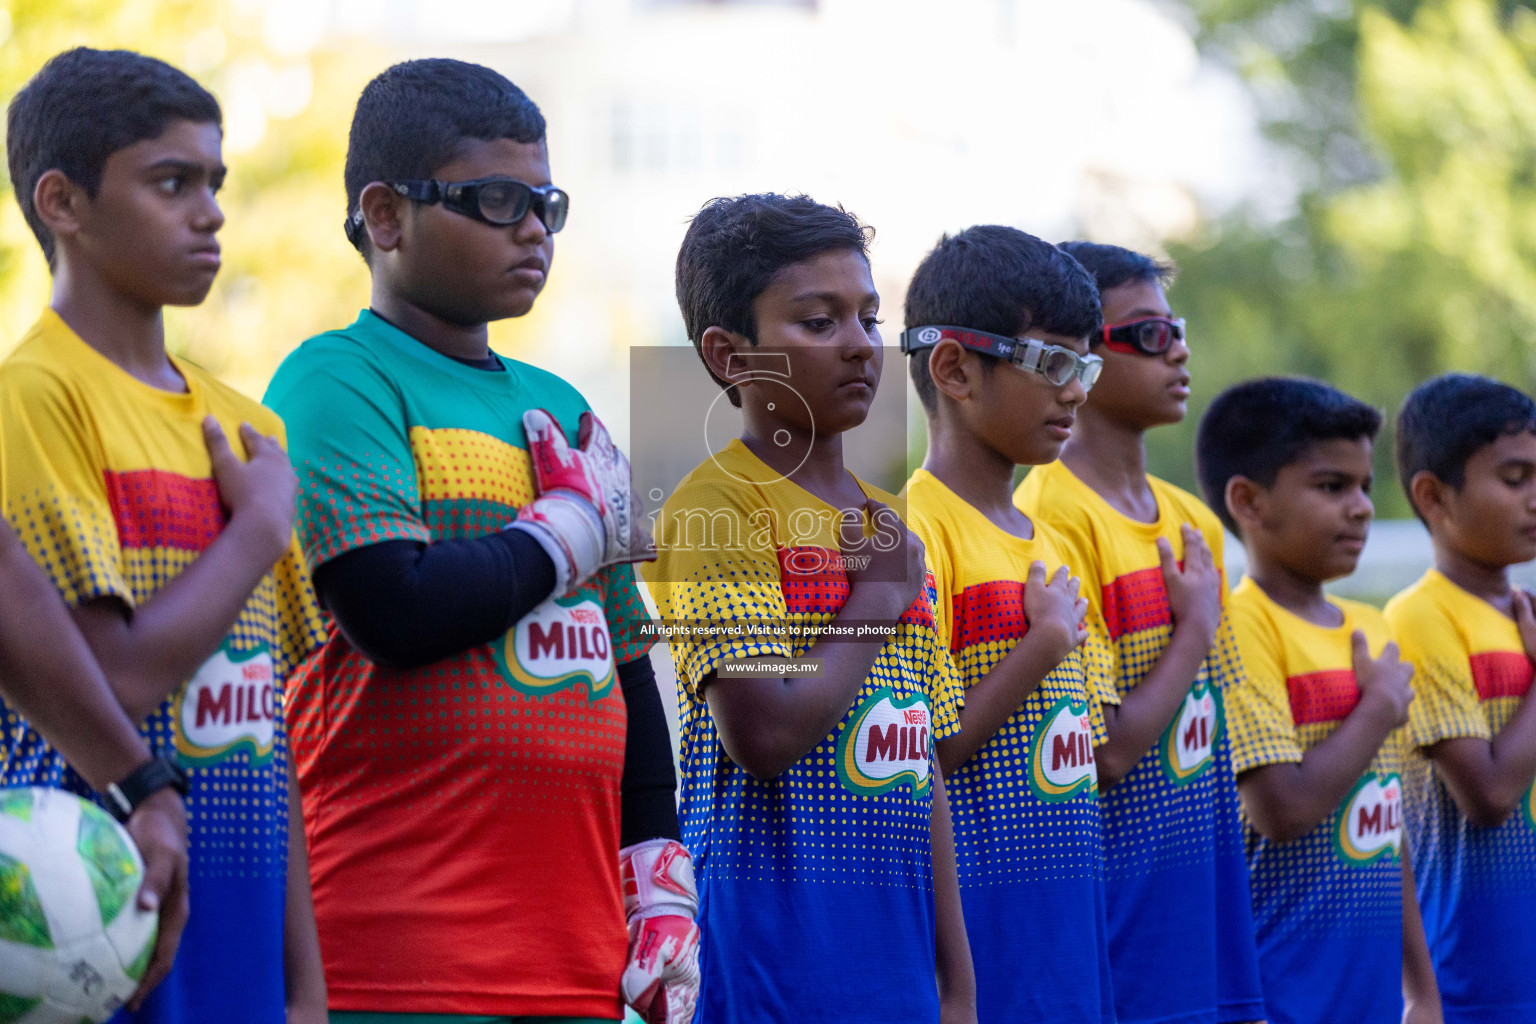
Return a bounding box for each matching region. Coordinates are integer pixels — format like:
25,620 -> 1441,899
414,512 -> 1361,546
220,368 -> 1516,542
345,177 -> 569,250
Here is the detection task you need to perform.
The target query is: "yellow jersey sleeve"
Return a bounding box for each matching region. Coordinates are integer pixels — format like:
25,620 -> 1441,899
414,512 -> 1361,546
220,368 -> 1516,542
1226,594 -> 1304,774
0,361 -> 131,608
926,604 -> 965,742
643,478 -> 793,697
1387,588 -> 1490,749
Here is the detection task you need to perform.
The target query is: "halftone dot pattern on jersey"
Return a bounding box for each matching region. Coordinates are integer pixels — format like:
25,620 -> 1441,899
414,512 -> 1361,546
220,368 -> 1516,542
295,454 -> 432,568
667,551 -> 955,888
950,580 -> 1025,649
1096,617 -> 1231,878
293,646 -> 626,819
411,426 -> 535,508
1470,651 -> 1534,699
1245,718 -> 1402,934
103,468 -> 226,550
598,564 -> 654,664
1285,669 -> 1360,725
1102,565 -> 1172,640
947,650 -> 1105,884
7,484 -> 129,607
1405,693 -> 1536,892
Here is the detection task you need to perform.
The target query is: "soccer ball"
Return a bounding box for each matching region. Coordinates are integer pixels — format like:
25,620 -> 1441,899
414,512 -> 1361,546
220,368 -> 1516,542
0,787 -> 158,1023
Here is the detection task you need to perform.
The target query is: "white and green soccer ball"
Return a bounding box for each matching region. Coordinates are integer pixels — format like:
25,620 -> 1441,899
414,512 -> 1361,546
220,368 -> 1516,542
0,787 -> 158,1023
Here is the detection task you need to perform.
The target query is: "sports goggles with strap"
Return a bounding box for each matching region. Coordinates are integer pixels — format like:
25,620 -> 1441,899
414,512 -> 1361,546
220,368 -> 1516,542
1101,315 -> 1186,356
345,177 -> 570,249
900,325 -> 1102,390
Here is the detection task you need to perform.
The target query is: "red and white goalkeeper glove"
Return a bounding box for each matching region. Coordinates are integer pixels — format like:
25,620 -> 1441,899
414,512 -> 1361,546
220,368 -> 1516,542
510,408 -> 654,593
620,839 -> 700,1024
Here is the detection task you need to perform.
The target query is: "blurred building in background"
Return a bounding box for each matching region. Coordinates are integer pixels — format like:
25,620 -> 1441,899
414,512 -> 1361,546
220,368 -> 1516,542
318,0 -> 1262,440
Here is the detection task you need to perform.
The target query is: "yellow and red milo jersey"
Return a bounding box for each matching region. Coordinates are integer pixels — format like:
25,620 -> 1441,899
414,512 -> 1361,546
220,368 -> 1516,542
643,439 -> 962,1023
905,468 -> 1114,1024
1015,459 -> 1265,1024
0,309 -> 324,1024
1226,578 -> 1405,1024
1385,569 -> 1536,1019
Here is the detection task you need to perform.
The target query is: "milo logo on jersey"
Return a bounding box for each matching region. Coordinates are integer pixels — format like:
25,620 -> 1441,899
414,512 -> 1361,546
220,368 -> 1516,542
495,593 -> 616,701
1335,772 -> 1403,864
173,641 -> 277,767
1160,678 -> 1223,785
835,688 -> 932,799
1524,784 -> 1536,831
1028,695 -> 1098,801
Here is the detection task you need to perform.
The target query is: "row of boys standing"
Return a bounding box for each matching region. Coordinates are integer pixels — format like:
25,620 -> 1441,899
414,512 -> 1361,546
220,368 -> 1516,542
0,42 -> 1532,1024
648,202 -> 1536,1024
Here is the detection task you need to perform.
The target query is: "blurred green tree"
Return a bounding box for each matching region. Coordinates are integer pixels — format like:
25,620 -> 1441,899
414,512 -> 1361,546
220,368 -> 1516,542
1163,0 -> 1536,517
0,0 -> 380,397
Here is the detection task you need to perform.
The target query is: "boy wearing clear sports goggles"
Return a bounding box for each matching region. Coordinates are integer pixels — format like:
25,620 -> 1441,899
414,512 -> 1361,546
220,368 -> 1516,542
900,325 -> 1104,390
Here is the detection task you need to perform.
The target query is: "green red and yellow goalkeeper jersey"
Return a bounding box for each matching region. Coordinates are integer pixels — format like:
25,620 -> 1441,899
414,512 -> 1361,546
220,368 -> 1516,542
905,468 -> 1115,1024
1016,460 -> 1265,1024
265,309 -> 651,1019
0,309 -> 325,1024
1385,570 -> 1536,1024
1227,579 -> 1405,1024
642,439 -> 963,1024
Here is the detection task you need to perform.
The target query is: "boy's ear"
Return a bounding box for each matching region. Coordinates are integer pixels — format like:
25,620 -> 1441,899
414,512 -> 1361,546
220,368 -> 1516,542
700,325 -> 749,394
358,181 -> 406,253
927,338 -> 977,404
1408,470 -> 1449,524
1224,475 -> 1266,533
32,169 -> 86,241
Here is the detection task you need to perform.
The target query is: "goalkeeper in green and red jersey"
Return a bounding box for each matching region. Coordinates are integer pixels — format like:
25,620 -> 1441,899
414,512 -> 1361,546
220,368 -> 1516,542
266,58 -> 698,1024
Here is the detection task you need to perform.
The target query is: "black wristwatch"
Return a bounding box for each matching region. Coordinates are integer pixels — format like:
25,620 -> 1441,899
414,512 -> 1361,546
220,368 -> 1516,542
105,755 -> 190,823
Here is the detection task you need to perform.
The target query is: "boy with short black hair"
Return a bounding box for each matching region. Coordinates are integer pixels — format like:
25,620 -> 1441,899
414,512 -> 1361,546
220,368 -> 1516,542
900,225 -> 1114,1023
1384,373 -> 1536,1024
1015,241 -> 1266,1024
0,47 -> 326,1023
1198,377 -> 1440,1024
645,192 -> 975,1024
266,58 -> 697,1024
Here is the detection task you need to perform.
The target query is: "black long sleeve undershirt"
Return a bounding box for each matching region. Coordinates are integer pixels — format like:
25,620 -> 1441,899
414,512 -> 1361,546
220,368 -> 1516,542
314,532 -> 557,671
619,655 -> 682,845
315,535 -> 681,844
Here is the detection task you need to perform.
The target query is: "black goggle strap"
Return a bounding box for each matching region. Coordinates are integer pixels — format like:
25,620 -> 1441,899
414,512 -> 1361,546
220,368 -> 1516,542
390,179 -> 444,203
899,325 -> 1064,371
344,180 -> 445,249
899,325 -> 1022,361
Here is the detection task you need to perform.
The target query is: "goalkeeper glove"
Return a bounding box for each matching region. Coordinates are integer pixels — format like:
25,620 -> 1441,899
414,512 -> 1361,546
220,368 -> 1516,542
619,839 -> 700,1024
510,408 -> 654,594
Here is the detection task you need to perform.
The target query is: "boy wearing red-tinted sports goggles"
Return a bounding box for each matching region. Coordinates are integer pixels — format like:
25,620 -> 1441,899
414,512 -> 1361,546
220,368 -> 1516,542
1101,314 -> 1186,356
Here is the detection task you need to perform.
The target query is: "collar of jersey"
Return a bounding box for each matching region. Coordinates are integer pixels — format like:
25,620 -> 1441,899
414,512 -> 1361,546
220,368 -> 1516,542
350,308 -> 523,393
